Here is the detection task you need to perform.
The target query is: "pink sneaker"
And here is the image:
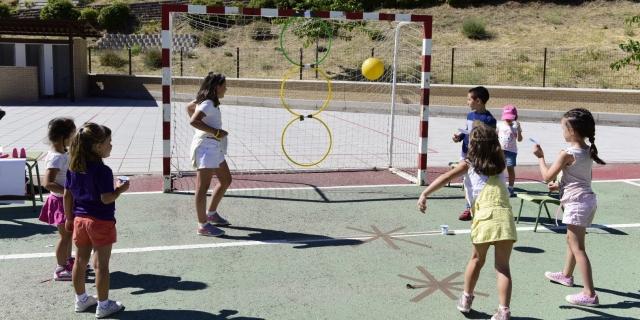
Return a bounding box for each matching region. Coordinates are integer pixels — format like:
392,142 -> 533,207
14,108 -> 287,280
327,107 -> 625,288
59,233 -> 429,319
53,266 -> 72,281
544,271 -> 574,287
456,293 -> 474,313
491,307 -> 511,320
565,292 -> 599,307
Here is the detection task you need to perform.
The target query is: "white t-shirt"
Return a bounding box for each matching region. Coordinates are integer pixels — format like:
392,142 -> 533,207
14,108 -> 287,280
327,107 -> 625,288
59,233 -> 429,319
497,121 -> 518,153
464,163 -> 507,206
192,99 -> 228,154
44,151 -> 69,196
193,99 -> 222,138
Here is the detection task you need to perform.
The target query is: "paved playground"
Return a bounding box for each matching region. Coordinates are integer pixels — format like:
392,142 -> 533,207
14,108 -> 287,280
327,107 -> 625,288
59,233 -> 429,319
1,99 -> 639,319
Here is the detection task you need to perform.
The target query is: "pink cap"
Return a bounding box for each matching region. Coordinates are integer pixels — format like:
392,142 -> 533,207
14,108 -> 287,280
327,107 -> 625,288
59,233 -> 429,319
501,105 -> 518,120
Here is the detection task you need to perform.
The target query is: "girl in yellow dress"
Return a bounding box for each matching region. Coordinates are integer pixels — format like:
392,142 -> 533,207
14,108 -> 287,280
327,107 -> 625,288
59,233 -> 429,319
417,123 -> 517,320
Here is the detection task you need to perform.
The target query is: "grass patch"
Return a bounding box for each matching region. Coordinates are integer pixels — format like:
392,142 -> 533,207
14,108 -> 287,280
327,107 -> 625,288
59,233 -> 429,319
461,17 -> 491,40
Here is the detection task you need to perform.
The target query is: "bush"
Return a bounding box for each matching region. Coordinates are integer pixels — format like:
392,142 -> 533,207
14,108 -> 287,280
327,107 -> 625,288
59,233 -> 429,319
251,21 -> 275,40
100,52 -> 127,68
40,0 -> 80,21
200,30 -> 225,48
461,17 -> 491,40
138,20 -> 160,34
447,0 -> 481,8
130,44 -> 142,56
79,7 -> 99,26
98,2 -> 131,33
366,29 -> 386,41
144,49 -> 162,69
0,3 -> 12,18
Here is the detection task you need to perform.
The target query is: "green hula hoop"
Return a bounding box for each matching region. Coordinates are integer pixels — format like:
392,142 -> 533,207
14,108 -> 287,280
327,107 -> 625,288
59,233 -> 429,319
279,18 -> 333,67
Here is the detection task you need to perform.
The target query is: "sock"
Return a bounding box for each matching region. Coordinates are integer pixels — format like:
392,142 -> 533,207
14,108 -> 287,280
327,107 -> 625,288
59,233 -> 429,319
98,300 -> 109,308
199,222 -> 209,228
499,305 -> 510,312
206,211 -> 218,217
76,293 -> 88,303
56,265 -> 66,270
463,291 -> 473,298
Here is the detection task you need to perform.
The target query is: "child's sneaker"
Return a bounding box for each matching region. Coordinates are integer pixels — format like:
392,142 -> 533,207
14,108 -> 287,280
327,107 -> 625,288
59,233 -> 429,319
544,271 -> 574,287
54,266 -> 72,281
508,186 -> 516,197
456,293 -> 474,313
565,292 -> 599,307
75,295 -> 97,312
491,307 -> 511,320
206,212 -> 230,226
197,223 -> 225,237
95,300 -> 124,318
458,209 -> 472,221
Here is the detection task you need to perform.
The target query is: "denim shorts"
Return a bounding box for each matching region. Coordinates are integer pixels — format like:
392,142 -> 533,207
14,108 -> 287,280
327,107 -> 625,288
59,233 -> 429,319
504,150 -> 517,167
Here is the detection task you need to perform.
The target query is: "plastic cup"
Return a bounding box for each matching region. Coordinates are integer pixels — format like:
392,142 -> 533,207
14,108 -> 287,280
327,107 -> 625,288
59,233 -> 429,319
440,224 -> 449,235
117,176 -> 129,183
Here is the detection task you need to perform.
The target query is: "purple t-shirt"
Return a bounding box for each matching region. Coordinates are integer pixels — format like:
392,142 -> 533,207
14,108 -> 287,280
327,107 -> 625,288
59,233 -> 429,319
65,161 -> 116,221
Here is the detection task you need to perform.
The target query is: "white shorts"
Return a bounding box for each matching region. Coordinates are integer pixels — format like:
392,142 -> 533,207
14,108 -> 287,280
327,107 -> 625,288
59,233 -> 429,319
192,138 -> 226,169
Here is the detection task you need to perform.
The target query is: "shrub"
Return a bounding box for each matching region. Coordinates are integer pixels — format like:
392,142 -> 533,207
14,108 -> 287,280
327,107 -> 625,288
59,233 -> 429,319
98,2 -> 131,33
0,3 -> 12,18
224,51 -> 233,57
144,49 -> 162,69
200,30 -> 225,48
79,7 -> 99,26
446,0 -> 481,8
251,21 -> 275,40
138,20 -> 160,34
130,44 -> 142,56
462,17 -> 491,40
40,0 -> 80,21
100,52 -> 127,68
366,29 -> 386,41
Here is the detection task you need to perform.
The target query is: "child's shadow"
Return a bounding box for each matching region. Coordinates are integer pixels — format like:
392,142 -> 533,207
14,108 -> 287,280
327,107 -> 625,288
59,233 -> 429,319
111,308 -> 264,320
110,271 -> 207,295
462,310 -> 542,320
221,225 -> 363,249
0,207 -> 56,239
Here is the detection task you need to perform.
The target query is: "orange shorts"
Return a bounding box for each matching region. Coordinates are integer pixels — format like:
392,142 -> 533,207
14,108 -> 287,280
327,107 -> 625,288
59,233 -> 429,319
73,216 -> 117,247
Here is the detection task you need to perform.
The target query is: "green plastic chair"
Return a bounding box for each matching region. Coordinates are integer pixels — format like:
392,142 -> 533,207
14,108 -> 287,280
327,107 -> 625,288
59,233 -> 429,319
515,193 -> 560,232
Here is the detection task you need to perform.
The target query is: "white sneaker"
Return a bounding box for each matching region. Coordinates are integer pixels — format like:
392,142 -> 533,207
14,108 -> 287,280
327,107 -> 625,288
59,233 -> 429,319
95,300 -> 124,318
75,295 -> 97,312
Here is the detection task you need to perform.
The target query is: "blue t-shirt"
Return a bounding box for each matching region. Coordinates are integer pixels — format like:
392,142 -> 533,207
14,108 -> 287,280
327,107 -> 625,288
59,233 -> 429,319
65,161 -> 116,221
461,110 -> 497,155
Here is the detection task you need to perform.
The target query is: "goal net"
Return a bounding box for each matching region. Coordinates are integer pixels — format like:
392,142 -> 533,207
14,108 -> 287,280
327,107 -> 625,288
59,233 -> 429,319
161,5 -> 432,192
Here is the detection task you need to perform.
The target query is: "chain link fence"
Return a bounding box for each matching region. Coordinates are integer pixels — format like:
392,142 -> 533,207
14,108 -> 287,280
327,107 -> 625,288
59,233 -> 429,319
89,46 -> 640,89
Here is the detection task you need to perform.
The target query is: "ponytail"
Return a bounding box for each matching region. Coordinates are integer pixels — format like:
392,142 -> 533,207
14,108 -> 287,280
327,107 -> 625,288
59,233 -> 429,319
68,123 -> 109,173
588,136 -> 606,165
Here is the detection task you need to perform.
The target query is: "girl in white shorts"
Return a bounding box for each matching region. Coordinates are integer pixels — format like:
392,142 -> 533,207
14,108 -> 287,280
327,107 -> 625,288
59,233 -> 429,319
188,73 -> 232,237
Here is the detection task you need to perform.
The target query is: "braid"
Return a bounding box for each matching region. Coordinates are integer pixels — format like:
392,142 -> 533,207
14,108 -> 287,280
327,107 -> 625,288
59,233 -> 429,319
563,108 -> 605,165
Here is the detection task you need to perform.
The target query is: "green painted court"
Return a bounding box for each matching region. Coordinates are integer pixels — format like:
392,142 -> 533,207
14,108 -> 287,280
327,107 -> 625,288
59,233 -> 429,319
1,180 -> 639,319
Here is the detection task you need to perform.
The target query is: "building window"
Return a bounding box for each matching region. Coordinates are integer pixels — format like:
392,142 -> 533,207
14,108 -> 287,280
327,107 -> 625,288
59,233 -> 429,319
0,43 -> 16,66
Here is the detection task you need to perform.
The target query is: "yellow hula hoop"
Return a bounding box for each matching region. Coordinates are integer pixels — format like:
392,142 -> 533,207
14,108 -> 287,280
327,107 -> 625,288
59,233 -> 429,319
280,116 -> 333,167
279,65 -> 333,117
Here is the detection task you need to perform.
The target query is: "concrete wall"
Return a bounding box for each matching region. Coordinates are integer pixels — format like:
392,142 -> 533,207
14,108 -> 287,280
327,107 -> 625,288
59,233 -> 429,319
0,66 -> 39,102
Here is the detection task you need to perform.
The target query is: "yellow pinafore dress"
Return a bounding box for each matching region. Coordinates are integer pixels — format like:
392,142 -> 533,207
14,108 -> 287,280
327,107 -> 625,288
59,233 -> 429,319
470,175 -> 518,244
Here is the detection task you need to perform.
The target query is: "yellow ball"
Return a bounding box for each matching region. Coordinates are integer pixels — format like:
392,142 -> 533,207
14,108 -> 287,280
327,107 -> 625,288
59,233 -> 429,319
361,57 -> 384,81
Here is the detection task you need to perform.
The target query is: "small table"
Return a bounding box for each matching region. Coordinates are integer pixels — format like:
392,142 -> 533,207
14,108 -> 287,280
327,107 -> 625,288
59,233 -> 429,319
25,151 -> 44,202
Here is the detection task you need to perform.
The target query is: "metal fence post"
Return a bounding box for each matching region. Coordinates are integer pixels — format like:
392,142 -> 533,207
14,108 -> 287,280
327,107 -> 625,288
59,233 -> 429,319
299,48 -> 303,80
88,47 -> 92,74
315,39 -> 319,79
542,47 -> 548,87
180,48 -> 183,77
128,47 -> 132,76
236,47 -> 240,78
450,47 -> 455,84
371,47 -> 375,57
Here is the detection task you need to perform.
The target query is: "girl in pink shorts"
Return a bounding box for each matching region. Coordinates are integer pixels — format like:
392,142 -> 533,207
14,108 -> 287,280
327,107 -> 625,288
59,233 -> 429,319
532,108 -> 606,307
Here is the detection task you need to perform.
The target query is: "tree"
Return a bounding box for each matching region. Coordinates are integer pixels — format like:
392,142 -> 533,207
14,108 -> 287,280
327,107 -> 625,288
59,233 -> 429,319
40,0 -> 80,21
611,15 -> 640,71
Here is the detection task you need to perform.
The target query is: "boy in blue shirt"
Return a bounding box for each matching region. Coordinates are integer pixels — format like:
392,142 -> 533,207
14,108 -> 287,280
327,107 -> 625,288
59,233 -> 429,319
452,86 -> 497,221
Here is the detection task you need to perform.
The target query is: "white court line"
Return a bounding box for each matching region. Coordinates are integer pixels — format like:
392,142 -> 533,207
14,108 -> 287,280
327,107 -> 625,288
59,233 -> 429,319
623,180 -> 640,188
2,223 -> 639,261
